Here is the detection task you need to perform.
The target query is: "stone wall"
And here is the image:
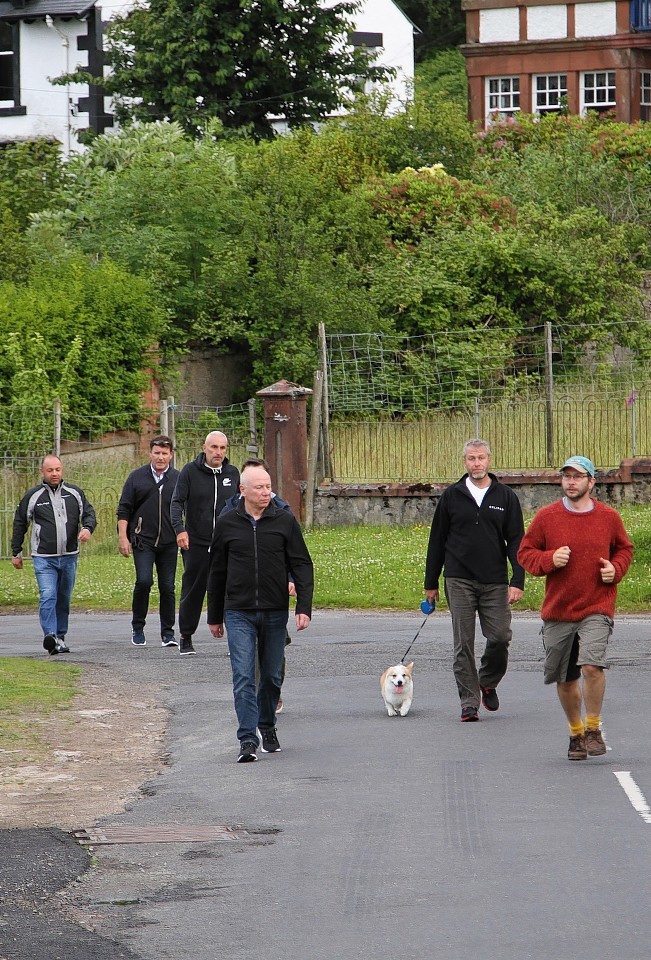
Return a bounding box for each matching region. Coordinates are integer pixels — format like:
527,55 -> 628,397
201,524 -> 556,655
312,458 -> 651,525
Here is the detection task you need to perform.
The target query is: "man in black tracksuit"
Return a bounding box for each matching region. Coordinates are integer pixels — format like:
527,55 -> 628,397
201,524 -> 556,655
117,435 -> 180,647
171,431 -> 240,656
207,464 -> 314,762
424,439 -> 525,722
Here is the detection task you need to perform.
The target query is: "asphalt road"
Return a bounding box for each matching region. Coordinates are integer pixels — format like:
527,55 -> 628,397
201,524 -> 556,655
2,609 -> 651,960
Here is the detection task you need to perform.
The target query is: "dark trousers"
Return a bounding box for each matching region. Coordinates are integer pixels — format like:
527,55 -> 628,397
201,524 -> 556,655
178,541 -> 211,638
132,541 -> 178,637
444,578 -> 512,709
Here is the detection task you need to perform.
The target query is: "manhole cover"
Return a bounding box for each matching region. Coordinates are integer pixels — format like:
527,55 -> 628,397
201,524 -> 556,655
73,824 -> 252,845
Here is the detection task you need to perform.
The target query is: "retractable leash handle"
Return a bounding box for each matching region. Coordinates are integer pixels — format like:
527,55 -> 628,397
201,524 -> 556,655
400,599 -> 436,663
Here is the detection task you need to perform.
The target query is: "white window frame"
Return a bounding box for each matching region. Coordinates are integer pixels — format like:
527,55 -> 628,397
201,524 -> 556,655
581,71 -> 616,115
533,73 -> 568,114
486,76 -> 520,123
641,71 -> 651,121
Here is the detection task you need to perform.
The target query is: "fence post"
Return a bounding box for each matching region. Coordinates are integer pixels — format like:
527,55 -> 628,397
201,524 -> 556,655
247,398 -> 259,455
544,322 -> 555,466
474,397 -> 480,437
160,398 -> 168,437
318,323 -> 333,480
53,398 -> 61,457
305,370 -> 323,531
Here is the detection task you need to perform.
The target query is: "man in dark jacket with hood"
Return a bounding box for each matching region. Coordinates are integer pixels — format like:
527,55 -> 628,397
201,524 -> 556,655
117,435 -> 180,648
424,439 -> 525,722
171,431 -> 239,656
207,464 -> 313,763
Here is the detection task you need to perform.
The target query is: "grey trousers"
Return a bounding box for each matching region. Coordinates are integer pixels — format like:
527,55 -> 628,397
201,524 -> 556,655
444,578 -> 513,709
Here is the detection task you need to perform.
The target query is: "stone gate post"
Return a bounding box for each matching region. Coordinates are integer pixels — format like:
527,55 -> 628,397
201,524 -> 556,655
256,380 -> 312,519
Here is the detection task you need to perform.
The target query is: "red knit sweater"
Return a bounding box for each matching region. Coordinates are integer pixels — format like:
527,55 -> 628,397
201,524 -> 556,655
517,500 -> 633,622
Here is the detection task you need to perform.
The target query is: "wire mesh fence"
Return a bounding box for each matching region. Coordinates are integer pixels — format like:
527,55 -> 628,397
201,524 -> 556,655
324,323 -> 651,482
0,399 -> 260,558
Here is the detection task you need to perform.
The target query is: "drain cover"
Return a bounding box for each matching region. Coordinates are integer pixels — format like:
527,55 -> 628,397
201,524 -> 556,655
74,824 -> 252,845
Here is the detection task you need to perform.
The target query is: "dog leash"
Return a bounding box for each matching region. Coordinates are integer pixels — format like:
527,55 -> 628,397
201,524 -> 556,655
400,599 -> 435,663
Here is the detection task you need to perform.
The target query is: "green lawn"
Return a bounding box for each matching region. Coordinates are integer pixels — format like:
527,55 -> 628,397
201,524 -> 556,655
0,657 -> 80,759
1,506 -> 649,613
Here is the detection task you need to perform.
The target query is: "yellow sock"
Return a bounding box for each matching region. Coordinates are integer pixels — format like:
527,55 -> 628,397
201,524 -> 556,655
569,719 -> 585,736
585,714 -> 601,731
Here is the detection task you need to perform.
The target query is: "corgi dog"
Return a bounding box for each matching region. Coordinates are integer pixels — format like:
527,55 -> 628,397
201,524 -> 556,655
380,661 -> 414,717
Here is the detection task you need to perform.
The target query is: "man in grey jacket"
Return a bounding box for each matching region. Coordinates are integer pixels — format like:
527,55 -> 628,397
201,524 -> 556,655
11,455 -> 96,655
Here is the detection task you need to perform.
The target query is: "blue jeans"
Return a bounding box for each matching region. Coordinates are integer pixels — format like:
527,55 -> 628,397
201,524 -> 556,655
132,541 -> 178,637
32,554 -> 79,639
224,609 -> 289,744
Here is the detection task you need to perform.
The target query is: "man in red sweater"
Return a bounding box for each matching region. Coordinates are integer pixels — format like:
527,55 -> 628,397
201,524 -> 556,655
518,456 -> 633,761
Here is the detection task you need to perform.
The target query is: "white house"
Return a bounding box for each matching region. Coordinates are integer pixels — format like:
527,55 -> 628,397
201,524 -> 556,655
0,0 -> 417,154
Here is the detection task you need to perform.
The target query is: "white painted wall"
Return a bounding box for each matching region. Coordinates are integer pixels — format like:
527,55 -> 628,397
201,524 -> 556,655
354,0 -> 415,107
1,0 -> 415,151
479,7 -> 520,44
1,19 -> 89,152
575,1 -> 617,37
527,5 -> 567,40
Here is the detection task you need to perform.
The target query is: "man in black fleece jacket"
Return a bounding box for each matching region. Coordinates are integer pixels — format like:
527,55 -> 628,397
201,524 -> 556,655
171,431 -> 239,656
208,464 -> 313,763
424,439 -> 525,722
117,435 -> 180,647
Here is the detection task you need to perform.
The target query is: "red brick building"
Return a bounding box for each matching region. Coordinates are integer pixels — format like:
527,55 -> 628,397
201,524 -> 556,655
461,0 -> 651,126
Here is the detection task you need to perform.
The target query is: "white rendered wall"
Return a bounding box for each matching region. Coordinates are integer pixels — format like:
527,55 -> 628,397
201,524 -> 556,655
354,0 -> 415,107
575,1 -> 616,37
479,8 -> 520,43
527,5 -> 567,40
1,19 -> 88,152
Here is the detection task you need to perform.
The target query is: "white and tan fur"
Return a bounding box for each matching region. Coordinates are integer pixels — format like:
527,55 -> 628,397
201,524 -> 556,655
380,661 -> 414,717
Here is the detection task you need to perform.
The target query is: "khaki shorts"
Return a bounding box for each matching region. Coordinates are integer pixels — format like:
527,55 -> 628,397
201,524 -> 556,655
542,614 -> 614,685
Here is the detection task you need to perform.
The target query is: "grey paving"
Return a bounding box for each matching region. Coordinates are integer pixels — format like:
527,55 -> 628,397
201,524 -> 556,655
2,610 -> 651,959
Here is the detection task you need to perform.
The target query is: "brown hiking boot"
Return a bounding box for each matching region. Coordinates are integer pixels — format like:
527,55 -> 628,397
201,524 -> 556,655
585,729 -> 607,757
568,733 -> 587,760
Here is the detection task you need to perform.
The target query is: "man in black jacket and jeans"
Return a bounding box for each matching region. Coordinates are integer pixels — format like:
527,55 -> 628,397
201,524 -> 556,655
424,439 -> 525,722
207,464 -> 314,762
117,435 -> 180,647
171,431 -> 240,656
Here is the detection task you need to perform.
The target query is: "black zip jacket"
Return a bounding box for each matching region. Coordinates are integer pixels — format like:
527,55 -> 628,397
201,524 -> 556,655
117,464 -> 180,548
12,481 -> 96,557
207,498 -> 314,623
424,473 -> 525,590
170,454 -> 240,547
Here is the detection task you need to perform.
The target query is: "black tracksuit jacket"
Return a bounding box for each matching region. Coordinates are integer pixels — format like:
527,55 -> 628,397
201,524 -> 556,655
170,454 -> 240,548
116,464 -> 180,548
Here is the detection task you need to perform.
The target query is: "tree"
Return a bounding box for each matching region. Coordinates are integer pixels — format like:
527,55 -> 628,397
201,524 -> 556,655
103,0 -> 387,139
397,0 -> 464,61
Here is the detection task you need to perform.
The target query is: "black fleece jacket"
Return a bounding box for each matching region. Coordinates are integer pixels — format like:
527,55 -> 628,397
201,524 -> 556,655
424,473 -> 525,590
170,454 -> 240,547
207,498 -> 314,623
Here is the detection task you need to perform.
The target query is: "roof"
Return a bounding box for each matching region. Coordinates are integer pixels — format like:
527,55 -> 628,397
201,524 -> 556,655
0,0 -> 96,21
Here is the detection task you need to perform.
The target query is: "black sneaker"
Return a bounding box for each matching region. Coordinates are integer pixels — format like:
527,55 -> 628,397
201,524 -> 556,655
43,634 -> 58,655
131,629 -> 146,646
161,635 -> 179,647
260,728 -> 281,753
179,637 -> 196,656
237,741 -> 258,763
461,705 -> 479,722
55,638 -> 70,654
481,687 -> 499,712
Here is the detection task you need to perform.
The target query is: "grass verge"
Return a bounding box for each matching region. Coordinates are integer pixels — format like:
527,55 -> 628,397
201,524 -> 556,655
0,658 -> 81,759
